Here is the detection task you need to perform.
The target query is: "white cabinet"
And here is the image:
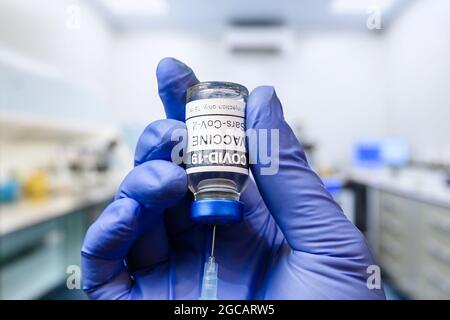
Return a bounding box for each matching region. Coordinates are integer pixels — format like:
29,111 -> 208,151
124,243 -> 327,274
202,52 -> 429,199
370,190 -> 450,299
0,211 -> 87,299
375,191 -> 419,296
417,203 -> 450,299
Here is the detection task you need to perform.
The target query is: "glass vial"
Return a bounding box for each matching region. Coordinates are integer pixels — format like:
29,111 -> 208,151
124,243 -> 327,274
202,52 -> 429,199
185,82 -> 249,223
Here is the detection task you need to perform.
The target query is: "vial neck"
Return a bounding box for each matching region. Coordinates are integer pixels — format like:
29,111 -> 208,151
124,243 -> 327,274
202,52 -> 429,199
194,178 -> 240,201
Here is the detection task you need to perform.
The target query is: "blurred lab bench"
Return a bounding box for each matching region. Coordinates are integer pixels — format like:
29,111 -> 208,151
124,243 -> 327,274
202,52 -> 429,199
348,168 -> 450,299
0,186 -> 115,299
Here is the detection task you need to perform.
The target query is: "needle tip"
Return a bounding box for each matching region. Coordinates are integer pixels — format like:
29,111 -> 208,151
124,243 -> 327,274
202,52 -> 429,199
211,224 -> 216,257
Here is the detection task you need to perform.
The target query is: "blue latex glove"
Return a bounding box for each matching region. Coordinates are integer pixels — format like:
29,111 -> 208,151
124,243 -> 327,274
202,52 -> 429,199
81,58 -> 386,300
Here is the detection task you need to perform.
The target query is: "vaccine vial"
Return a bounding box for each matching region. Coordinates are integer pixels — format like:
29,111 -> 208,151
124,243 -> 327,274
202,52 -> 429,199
185,82 -> 249,223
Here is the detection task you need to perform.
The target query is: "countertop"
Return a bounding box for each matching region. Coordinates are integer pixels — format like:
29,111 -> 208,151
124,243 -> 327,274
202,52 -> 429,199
0,186 -> 116,236
2,168 -> 448,236
348,168 -> 450,209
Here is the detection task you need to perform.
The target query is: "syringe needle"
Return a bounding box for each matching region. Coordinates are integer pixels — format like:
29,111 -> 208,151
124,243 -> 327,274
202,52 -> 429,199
200,225 -> 219,300
211,224 -> 216,257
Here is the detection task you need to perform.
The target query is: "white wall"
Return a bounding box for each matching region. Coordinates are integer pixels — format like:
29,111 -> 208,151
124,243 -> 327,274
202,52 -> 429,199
0,0 -> 112,100
289,33 -> 388,169
110,31 -> 388,169
0,0 -> 122,178
386,0 -> 450,164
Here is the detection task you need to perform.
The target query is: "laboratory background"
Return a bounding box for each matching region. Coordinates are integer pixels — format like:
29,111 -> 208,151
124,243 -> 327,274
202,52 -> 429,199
1,0 -> 450,300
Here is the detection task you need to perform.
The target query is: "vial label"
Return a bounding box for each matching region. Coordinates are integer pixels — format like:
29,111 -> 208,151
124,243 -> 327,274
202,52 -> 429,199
185,98 -> 248,175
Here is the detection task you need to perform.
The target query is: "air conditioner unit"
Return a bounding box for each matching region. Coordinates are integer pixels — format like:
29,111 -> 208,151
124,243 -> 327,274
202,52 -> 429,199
225,19 -> 293,55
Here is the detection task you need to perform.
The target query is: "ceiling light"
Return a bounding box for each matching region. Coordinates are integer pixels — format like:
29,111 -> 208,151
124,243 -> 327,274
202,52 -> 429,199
98,0 -> 168,16
332,0 -> 396,14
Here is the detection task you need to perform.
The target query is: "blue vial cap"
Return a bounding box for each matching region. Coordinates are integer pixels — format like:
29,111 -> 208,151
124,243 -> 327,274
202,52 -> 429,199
191,199 -> 243,224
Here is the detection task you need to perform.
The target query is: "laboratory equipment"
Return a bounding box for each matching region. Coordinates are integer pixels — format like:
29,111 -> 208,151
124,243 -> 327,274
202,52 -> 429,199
353,139 -> 409,168
0,177 -> 20,203
23,169 -> 49,200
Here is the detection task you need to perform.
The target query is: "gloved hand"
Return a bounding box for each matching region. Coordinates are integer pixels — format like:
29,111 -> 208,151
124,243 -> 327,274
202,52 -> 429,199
81,57 -> 386,300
